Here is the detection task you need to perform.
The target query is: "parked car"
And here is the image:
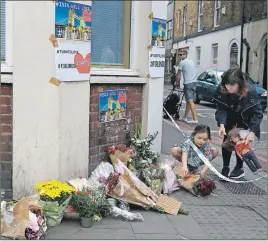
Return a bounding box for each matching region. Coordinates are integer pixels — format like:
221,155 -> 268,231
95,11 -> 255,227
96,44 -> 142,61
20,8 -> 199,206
195,70 -> 267,111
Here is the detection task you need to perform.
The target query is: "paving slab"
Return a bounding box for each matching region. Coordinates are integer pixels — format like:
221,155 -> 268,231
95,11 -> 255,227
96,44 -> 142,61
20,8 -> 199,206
69,228 -> 136,240
167,213 -> 210,239
130,211 -> 177,234
200,223 -> 267,240
134,233 -> 182,240
186,205 -> 266,225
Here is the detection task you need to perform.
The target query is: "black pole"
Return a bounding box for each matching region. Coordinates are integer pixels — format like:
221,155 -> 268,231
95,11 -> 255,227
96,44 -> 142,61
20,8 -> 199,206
239,0 -> 245,69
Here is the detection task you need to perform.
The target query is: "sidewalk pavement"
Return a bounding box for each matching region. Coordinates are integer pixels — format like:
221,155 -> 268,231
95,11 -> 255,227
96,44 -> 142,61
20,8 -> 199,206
45,123 -> 267,240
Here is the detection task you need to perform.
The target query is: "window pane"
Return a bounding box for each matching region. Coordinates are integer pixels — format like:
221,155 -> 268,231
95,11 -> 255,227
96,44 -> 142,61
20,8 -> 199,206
91,1 -> 130,67
1,0 -> 6,61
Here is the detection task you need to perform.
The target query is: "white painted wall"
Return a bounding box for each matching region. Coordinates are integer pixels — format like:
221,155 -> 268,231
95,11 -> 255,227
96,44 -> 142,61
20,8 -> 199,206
173,25 -> 241,76
12,1 -> 89,199
142,1 -> 167,153
12,1 -> 166,198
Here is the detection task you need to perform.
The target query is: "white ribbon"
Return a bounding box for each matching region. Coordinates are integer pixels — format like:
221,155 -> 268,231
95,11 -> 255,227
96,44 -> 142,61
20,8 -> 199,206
163,106 -> 267,183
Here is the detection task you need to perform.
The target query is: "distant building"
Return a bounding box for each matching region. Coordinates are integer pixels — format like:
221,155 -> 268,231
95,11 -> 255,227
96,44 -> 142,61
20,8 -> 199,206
164,0 -> 175,84
172,0 -> 267,89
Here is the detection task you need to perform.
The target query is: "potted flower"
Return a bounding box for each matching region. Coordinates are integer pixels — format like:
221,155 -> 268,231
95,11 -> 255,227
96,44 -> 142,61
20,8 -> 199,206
71,190 -> 95,228
35,180 -> 75,227
71,186 -> 111,228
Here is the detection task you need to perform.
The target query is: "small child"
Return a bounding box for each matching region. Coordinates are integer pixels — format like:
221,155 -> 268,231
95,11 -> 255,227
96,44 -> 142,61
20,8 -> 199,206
171,124 -> 219,178
223,127 -> 262,174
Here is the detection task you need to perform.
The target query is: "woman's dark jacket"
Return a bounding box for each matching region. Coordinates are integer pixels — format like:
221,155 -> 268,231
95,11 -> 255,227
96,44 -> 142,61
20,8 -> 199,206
213,82 -> 263,139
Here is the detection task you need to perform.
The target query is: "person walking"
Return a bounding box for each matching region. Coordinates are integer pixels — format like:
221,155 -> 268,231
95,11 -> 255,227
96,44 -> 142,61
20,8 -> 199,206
176,49 -> 198,124
213,68 -> 263,179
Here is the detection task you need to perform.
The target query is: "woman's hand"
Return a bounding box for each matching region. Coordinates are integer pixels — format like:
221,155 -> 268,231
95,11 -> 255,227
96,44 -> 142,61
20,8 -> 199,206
245,131 -> 255,145
218,124 -> 226,139
181,165 -> 189,176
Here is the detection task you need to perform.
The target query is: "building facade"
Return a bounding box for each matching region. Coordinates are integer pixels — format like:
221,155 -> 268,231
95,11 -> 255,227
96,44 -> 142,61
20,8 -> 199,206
164,0 -> 175,84
0,0 -> 167,199
172,0 -> 267,89
243,0 -> 267,89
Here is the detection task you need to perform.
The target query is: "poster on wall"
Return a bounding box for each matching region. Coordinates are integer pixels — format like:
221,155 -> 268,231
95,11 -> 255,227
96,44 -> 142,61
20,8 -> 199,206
149,17 -> 166,78
99,90 -> 127,123
55,0 -> 92,42
148,47 -> 165,78
54,0 -> 92,81
151,18 -> 166,48
55,42 -> 91,81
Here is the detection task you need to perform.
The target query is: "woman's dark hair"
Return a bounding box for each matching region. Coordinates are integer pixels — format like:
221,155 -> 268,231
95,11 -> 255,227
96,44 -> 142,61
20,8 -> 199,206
192,124 -> 211,140
220,68 -> 248,96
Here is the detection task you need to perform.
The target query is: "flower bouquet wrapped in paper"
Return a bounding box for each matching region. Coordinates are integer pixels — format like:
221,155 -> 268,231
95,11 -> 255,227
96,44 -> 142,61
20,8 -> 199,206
173,165 -> 201,196
107,157 -> 158,209
35,180 -> 75,227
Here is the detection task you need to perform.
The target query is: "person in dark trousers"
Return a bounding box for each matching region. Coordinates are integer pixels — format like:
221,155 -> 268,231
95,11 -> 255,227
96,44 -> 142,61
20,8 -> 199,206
213,67 -> 263,179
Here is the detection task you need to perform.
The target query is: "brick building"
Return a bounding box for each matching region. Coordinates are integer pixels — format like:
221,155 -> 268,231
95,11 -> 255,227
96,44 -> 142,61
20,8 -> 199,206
164,0 -> 175,84
0,1 -> 167,199
172,0 -> 267,89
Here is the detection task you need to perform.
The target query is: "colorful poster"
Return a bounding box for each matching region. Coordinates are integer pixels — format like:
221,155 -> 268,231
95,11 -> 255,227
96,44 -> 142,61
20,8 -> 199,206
55,0 -> 92,42
99,90 -> 127,123
151,18 -> 166,48
54,0 -> 91,82
149,17 -> 166,78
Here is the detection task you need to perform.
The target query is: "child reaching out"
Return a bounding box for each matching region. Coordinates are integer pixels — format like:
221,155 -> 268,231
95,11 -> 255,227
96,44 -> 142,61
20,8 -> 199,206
171,124 -> 219,179
223,127 -> 262,174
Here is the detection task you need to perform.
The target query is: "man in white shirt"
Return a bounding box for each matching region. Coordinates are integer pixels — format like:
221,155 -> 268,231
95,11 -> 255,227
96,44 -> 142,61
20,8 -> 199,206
176,49 -> 198,124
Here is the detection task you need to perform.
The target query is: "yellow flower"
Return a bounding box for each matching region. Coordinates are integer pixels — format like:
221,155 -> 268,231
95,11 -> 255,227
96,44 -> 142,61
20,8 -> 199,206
35,180 -> 75,200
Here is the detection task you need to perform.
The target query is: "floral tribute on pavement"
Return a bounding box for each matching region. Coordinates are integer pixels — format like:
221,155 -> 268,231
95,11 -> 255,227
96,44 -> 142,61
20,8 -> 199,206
1,125 -> 216,239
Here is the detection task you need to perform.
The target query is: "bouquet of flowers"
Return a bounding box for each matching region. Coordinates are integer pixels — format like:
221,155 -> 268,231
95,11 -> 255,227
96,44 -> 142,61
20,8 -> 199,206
35,180 -> 75,227
192,179 -> 216,197
127,132 -> 159,169
106,144 -> 136,170
105,144 -> 136,157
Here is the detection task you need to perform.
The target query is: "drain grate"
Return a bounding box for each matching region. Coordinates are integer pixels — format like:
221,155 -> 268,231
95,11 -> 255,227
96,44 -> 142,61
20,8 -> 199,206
208,173 -> 267,195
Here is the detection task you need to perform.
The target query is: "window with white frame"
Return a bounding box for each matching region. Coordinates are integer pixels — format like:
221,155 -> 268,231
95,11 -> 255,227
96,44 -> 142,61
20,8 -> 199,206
214,0 -> 221,27
196,47 -> 201,66
91,1 -> 131,69
198,0 -> 204,31
1,0 -> 13,73
183,6 -> 187,37
1,0 -> 6,62
167,20 -> 173,40
212,43 -> 218,65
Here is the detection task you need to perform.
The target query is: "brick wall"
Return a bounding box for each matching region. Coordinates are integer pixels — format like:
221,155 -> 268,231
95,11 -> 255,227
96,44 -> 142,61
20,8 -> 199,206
0,83 -> 13,199
89,84 -> 144,172
174,1 -> 198,41
173,0 -> 243,42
